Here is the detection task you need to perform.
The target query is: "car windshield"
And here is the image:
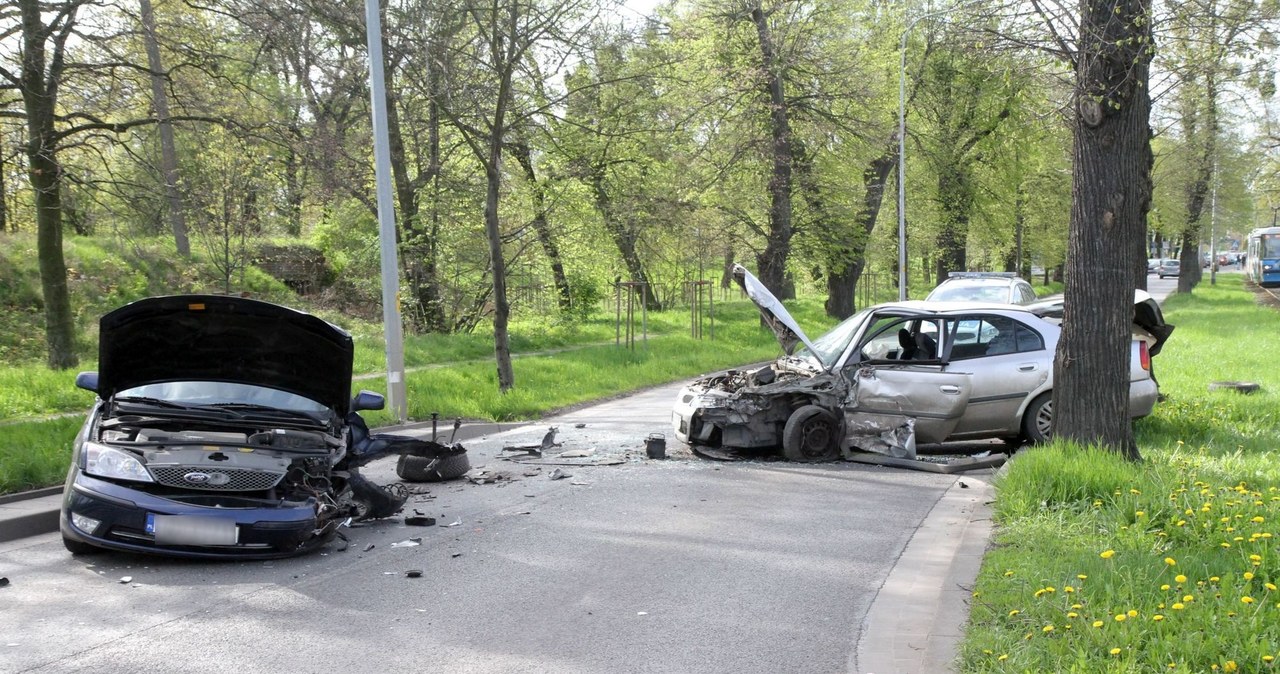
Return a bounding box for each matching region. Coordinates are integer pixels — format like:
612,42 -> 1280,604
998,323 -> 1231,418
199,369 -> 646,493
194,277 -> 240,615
117,381 -> 330,415
793,308 -> 871,369
928,283 -> 1009,303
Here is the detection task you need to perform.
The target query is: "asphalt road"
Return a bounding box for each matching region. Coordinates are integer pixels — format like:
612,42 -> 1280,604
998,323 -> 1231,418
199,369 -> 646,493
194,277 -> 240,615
0,384 -> 964,674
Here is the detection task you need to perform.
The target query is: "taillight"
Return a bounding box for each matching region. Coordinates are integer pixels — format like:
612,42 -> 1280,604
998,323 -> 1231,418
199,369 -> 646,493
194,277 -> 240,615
1139,341 -> 1151,371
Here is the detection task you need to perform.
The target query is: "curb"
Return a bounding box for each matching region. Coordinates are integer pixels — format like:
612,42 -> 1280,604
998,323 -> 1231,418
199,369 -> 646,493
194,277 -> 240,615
854,476 -> 995,673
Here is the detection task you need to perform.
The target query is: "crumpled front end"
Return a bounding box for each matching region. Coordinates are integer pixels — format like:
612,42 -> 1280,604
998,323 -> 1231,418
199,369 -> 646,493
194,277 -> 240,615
672,367 -> 846,449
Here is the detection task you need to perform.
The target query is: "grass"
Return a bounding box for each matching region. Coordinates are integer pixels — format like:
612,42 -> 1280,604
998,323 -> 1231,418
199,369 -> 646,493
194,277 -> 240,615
960,275 -> 1280,673
0,291 -> 835,494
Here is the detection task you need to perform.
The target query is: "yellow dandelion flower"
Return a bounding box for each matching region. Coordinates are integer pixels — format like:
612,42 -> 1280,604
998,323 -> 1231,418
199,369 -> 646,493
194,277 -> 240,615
1210,576 -> 1220,582
1115,614 -> 1127,622
1263,655 -> 1274,663
1183,595 -> 1194,602
1092,620 -> 1104,628
1176,520 -> 1187,527
1161,584 -> 1171,591
1242,596 -> 1255,604
1225,661 -> 1238,672
1065,586 -> 1075,593
1175,575 -> 1187,583
998,654 -> 1008,661
1043,625 -> 1055,633
1137,511 -> 1146,517
1101,550 -> 1116,559
1009,609 -> 1020,616
1004,570 -> 1014,577
1267,583 -> 1277,591
1252,516 -> 1265,523
1165,557 -> 1176,565
1078,574 -> 1088,580
1172,603 -> 1185,610
1250,554 -> 1262,562
1222,542 -> 1232,548
1245,572 -> 1255,580
1153,614 -> 1164,621
1128,609 -> 1139,617
1111,648 -> 1122,655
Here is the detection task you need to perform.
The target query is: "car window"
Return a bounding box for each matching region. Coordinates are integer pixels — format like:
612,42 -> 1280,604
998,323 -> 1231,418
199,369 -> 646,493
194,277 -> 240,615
927,283 -> 1010,303
119,381 -> 330,414
856,316 -> 942,362
945,315 -> 1044,360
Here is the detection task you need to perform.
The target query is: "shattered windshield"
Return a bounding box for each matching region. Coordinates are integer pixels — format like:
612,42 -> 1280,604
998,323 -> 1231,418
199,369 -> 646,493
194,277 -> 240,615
793,309 -> 871,369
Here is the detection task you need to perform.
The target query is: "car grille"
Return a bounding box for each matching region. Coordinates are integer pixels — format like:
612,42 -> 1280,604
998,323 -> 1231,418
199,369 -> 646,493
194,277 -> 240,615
148,466 -> 286,492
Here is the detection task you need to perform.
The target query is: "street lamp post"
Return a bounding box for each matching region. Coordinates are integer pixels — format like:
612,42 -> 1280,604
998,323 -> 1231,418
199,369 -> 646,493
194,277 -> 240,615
897,2 -> 980,301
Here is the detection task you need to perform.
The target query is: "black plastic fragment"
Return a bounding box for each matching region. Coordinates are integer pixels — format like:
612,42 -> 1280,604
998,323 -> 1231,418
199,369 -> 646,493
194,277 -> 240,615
405,516 -> 436,527
406,569 -> 423,578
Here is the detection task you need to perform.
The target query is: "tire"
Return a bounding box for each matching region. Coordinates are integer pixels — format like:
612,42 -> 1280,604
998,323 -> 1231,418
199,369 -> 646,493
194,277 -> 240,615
1208,381 -> 1261,394
62,535 -> 98,555
782,405 -> 840,462
1021,393 -> 1053,444
397,451 -> 471,482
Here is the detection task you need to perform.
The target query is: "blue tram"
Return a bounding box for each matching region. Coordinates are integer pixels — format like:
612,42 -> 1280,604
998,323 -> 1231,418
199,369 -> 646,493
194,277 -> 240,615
1247,226 -> 1280,287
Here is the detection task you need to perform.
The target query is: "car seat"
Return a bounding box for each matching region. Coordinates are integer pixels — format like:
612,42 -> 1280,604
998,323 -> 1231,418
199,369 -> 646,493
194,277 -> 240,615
898,328 -> 917,360
914,331 -> 937,360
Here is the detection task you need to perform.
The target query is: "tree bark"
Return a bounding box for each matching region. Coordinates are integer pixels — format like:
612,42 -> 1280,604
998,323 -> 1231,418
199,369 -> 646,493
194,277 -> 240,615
749,4 -> 794,300
140,0 -> 189,257
1054,0 -> 1154,458
589,169 -> 661,310
1177,73 -> 1217,294
512,140 -> 571,312
19,0 -> 79,369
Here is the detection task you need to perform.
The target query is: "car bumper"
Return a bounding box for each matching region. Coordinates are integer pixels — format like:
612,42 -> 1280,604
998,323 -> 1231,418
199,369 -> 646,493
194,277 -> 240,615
61,470 -> 324,560
1129,378 -> 1159,418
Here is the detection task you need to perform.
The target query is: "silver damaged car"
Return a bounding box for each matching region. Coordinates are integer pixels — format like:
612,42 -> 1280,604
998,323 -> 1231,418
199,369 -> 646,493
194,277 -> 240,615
671,266 -> 1171,462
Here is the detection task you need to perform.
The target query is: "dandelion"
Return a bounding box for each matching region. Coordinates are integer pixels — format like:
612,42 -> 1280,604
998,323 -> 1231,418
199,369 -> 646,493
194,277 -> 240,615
1067,612 -> 1078,618
1093,620 -> 1104,628
1245,572 -> 1255,581
1004,570 -> 1015,577
1176,520 -> 1187,527
1250,554 -> 1262,562
1210,576 -> 1220,582
1241,596 -> 1255,604
1253,516 -> 1265,523
1263,655 -> 1274,663
1222,542 -> 1232,548
1128,609 -> 1139,617
1176,575 -> 1187,583
1043,625 -> 1055,633
1078,574 -> 1088,580
1165,557 -> 1176,566
1009,610 -> 1021,616
1172,603 -> 1186,610
1111,648 -> 1122,655
998,654 -> 1008,661
1064,586 -> 1075,593
1101,549 -> 1116,559
1183,595 -> 1194,602
1267,583 -> 1277,591
1137,511 -> 1146,517
1072,604 -> 1082,609
1161,584 -> 1171,591
1153,614 -> 1164,621
1225,661 -> 1238,672
1115,614 -> 1127,622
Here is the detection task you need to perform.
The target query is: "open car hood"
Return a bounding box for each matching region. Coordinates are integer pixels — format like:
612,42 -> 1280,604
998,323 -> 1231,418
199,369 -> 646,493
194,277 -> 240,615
731,265 -> 818,356
94,295 -> 355,415
1027,289 -> 1174,355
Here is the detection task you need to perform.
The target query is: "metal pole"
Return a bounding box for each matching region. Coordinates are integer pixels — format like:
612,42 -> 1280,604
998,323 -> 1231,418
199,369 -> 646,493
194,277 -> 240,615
365,0 -> 407,423
1210,158 -> 1218,285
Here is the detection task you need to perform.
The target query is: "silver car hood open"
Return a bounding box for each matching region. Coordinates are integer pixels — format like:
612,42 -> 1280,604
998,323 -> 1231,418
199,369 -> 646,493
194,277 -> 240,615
731,264 -> 818,356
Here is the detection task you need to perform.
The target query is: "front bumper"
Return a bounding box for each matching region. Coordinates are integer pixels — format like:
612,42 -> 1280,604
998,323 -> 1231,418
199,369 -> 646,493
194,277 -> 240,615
61,470 -> 324,560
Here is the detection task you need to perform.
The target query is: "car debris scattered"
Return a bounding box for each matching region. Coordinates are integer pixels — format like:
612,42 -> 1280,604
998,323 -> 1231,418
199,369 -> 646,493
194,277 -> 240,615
0,577 -> 8,588
404,516 -> 437,527
118,576 -> 132,584
443,520 -> 462,527
390,538 -> 422,548
451,552 -> 462,558
405,569 -> 423,578
501,426 -> 562,457
363,543 -> 375,552
549,468 -> 572,480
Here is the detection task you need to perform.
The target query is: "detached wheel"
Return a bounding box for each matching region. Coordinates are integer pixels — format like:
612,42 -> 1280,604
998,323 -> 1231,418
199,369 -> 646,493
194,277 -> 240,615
1021,393 -> 1053,444
397,451 -> 471,482
782,405 -> 840,462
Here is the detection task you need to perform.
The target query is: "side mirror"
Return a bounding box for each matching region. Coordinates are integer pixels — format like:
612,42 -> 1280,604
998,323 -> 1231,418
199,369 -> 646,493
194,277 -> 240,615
75,371 -> 99,393
351,390 -> 385,412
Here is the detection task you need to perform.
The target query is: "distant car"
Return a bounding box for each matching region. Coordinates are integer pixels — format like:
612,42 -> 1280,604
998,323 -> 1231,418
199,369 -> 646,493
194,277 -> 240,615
671,266 -> 1170,462
60,295 -> 468,559
1158,259 -> 1180,278
925,272 -> 1037,305
1147,258 -> 1160,274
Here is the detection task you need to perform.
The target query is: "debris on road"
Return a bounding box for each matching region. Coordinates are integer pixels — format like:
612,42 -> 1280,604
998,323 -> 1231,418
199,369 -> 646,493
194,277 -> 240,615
391,538 -> 422,548
574,423 -> 586,429
405,516 -> 437,527
501,426 -> 562,457
465,468 -> 512,485
0,577 -> 9,588
118,576 -> 132,584
848,452 -> 1008,474
443,519 -> 462,527
557,448 -> 596,458
549,468 -> 572,481
363,543 -> 375,552
451,552 -> 462,558
406,569 -> 423,578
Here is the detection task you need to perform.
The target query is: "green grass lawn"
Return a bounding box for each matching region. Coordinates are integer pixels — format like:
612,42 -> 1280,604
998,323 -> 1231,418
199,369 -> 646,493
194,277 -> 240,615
960,276 -> 1280,673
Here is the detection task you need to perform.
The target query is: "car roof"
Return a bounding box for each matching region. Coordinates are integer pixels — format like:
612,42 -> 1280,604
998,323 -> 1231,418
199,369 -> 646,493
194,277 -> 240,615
868,299 -> 1043,316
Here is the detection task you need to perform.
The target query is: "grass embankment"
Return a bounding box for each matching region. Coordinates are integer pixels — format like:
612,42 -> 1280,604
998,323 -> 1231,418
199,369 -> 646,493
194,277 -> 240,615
961,276 -> 1280,673
0,292 -> 837,494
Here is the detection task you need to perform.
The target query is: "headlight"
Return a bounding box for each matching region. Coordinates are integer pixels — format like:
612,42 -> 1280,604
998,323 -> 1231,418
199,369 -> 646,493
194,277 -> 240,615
83,442 -> 154,482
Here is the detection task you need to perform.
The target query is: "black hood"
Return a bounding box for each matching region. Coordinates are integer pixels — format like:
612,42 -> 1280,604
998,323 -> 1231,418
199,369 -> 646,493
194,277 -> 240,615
94,295 -> 355,415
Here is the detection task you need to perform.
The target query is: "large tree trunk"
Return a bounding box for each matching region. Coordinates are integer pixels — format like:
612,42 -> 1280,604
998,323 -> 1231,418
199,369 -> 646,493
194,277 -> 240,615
0,143 -> 7,232
934,164 -> 972,283
818,143 -> 896,319
589,171 -> 661,310
512,141 -> 571,312
485,144 -> 514,391
140,0 -> 189,257
749,4 -> 794,300
1054,0 -> 1154,458
1177,75 -> 1217,294
20,0 -> 78,369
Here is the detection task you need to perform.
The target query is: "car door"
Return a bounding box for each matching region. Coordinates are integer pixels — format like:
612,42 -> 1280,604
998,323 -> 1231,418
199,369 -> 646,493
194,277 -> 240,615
942,314 -> 1050,438
840,314 -> 972,445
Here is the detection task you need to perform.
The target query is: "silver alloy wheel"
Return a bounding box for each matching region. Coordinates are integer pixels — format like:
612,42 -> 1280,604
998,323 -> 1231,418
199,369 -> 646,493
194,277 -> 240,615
1035,398 -> 1053,439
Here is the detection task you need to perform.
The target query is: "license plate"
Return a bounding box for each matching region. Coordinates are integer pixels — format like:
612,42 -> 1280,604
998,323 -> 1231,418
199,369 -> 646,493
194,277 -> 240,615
146,514 -> 239,546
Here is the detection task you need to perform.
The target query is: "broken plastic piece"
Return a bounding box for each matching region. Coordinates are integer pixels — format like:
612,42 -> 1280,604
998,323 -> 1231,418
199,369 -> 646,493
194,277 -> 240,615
391,538 -> 422,548
0,577 -> 9,588
363,543 -> 375,552
119,576 -> 132,584
406,569 -> 423,578
443,519 -> 462,527
549,468 -> 572,480
405,516 -> 436,527
450,552 -> 462,558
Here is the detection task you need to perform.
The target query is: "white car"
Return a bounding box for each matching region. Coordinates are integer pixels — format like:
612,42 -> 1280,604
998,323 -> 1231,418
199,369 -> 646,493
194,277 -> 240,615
925,272 -> 1037,305
671,266 -> 1170,462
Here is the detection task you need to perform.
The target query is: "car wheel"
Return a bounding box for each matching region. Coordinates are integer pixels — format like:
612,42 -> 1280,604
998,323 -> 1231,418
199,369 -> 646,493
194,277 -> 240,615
397,451 -> 471,482
1021,393 -> 1053,444
782,405 -> 840,462
62,535 -> 98,555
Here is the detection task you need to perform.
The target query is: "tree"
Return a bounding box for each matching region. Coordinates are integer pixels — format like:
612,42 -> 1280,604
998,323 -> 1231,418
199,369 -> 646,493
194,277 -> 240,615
1053,0 -> 1154,457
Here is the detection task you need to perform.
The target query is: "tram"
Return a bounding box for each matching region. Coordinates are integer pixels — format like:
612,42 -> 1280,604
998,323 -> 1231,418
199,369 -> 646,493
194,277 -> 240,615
1246,226 -> 1280,287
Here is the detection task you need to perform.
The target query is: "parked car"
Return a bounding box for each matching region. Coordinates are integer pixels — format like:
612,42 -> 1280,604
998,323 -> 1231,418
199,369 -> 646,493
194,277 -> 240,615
925,272 -> 1037,305
671,266 -> 1170,462
1147,258 -> 1160,274
1158,259 -> 1180,278
60,295 -> 468,559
